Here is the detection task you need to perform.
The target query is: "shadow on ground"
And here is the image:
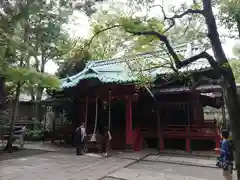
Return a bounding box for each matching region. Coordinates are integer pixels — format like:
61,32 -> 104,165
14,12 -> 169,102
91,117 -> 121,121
0,146 -> 49,161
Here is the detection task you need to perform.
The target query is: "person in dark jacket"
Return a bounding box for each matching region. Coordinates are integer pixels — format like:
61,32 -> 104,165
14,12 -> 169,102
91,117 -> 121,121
75,123 -> 85,156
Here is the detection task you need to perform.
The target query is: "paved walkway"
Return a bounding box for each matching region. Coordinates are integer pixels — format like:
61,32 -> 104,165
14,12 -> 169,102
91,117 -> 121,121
17,142 -> 75,153
144,154 -> 217,168
0,152 -> 135,180
108,161 -> 237,180
0,143 -> 238,180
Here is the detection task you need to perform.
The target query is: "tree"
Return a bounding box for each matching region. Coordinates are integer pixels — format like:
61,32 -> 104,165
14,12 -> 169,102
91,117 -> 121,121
217,0 -> 240,39
28,0 -> 72,100
230,59 -> 240,83
58,1 -> 208,79
56,39 -> 91,77
24,0 -> 72,122
76,0 -> 240,178
57,0 -> 210,80
0,0 -> 61,151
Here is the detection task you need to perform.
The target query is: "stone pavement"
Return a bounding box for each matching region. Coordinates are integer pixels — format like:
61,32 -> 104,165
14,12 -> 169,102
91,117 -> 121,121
0,152 -> 135,180
0,142 -> 238,180
16,141 -> 76,153
108,161 -> 237,180
159,150 -> 218,158
144,154 -> 218,168
0,149 -> 238,180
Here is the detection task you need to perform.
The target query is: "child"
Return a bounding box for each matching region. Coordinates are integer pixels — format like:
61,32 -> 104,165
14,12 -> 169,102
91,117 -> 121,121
215,130 -> 234,180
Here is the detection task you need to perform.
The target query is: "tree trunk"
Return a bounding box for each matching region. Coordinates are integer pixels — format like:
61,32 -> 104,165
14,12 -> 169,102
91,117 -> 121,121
202,1 -> 240,179
5,82 -> 21,152
224,80 -> 240,179
0,77 -> 5,111
30,88 -> 35,101
35,55 -> 45,121
5,14 -> 30,152
236,19 -> 240,39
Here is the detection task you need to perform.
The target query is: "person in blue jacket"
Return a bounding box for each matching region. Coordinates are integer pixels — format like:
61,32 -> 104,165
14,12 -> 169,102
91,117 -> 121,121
215,130 -> 234,180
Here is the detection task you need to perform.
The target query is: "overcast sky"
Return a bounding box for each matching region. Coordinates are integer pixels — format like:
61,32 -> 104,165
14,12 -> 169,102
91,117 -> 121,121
44,0 -> 239,74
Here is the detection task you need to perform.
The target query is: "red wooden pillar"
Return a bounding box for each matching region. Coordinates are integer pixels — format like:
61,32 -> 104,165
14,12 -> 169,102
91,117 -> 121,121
159,131 -> 164,151
125,98 -> 133,150
186,137 -> 191,153
215,126 -> 221,151
156,108 -> 164,151
186,104 -> 191,153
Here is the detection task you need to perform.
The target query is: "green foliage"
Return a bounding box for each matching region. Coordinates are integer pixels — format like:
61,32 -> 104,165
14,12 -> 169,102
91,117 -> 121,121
229,59 -> 240,83
28,0 -> 72,63
62,1 -> 209,86
4,67 -> 60,89
0,0 -> 72,100
218,0 -> 240,38
27,121 -> 44,140
120,16 -> 164,33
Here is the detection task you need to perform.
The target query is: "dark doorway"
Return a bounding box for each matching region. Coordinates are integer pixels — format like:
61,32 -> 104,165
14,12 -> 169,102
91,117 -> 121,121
164,139 -> 186,150
144,138 -> 158,149
191,139 -> 215,151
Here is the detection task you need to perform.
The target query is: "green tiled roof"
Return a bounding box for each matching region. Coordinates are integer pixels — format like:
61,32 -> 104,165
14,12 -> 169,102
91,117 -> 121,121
61,43 -> 211,89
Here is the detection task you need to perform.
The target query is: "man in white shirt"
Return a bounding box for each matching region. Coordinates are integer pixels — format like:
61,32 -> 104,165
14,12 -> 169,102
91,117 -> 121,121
80,122 -> 86,142
75,122 -> 86,155
18,125 -> 27,148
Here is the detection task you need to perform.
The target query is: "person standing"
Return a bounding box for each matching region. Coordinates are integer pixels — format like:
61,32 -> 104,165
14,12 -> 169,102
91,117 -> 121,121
17,125 -> 27,148
75,122 -> 86,156
80,122 -> 86,143
215,129 -> 234,180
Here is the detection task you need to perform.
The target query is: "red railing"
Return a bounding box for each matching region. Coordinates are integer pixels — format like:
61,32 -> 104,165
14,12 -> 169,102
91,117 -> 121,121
162,125 -> 187,138
139,128 -> 157,138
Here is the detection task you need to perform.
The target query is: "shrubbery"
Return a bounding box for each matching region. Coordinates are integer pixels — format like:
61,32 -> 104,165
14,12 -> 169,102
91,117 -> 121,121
26,121 -> 44,141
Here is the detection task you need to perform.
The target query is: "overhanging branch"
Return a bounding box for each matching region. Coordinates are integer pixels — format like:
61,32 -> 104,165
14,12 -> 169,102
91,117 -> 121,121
180,51 -> 221,77
150,5 -> 203,32
128,30 -> 181,68
83,25 -> 123,51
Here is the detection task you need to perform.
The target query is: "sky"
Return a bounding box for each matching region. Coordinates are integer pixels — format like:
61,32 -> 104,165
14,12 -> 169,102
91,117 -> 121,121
44,0 -> 239,74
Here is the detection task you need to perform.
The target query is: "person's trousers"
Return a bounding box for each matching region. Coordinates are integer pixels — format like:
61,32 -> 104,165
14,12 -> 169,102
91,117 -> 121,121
19,135 -> 25,148
222,164 -> 233,180
76,143 -> 83,155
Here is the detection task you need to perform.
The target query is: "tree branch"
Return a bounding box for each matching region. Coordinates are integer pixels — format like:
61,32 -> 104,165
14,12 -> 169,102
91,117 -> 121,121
87,24 -> 182,70
83,25 -> 123,51
128,30 -> 181,68
180,51 -> 221,77
150,5 -> 203,32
